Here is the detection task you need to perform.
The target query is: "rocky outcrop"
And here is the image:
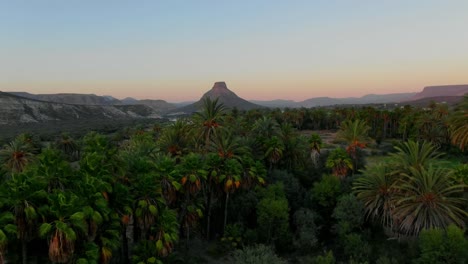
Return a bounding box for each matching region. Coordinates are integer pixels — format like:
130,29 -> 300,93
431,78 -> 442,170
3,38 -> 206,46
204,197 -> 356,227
177,82 -> 263,113
411,85 -> 468,100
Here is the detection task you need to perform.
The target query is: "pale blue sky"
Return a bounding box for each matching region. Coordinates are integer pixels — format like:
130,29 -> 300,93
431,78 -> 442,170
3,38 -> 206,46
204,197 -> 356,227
1,1 -> 467,101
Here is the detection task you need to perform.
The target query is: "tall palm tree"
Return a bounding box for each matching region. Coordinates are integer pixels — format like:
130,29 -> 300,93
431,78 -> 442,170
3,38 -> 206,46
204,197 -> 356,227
158,119 -> 193,158
353,163 -> 397,228
194,97 -> 226,149
449,95 -> 468,151
264,136 -> 284,172
335,119 -> 371,170
326,148 -> 353,179
39,191 -> 87,263
2,172 -> 46,264
309,133 -> 323,167
393,166 -> 467,236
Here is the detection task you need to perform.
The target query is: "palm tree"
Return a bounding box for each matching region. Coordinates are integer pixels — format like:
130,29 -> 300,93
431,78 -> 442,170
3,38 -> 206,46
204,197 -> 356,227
335,119 -> 371,170
449,96 -> 468,151
326,148 -> 353,179
158,119 -> 193,158
264,136 -> 284,172
54,133 -> 80,161
0,210 -> 15,264
393,166 -> 467,236
389,140 -> 442,172
2,172 -> 46,264
0,139 -> 35,174
353,163 -> 397,228
252,116 -> 280,141
194,97 -> 226,149
309,133 -> 323,167
39,191 -> 87,263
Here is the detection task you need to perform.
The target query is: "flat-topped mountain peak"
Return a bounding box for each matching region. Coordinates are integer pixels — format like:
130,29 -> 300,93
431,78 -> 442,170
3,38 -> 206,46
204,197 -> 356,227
177,82 -> 263,112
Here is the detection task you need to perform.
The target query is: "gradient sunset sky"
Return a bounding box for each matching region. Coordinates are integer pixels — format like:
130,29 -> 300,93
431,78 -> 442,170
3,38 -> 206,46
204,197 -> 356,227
1,1 -> 467,102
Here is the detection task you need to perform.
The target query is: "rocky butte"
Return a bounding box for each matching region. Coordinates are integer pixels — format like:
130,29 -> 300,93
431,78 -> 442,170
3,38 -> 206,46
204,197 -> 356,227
177,82 -> 263,113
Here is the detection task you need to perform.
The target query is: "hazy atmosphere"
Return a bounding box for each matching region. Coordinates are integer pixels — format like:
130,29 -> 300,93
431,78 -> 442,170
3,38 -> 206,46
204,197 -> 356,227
1,0 -> 468,101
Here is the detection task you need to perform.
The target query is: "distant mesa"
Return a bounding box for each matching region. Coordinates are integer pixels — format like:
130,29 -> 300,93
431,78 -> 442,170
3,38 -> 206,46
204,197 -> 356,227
177,82 -> 263,113
410,84 -> 468,101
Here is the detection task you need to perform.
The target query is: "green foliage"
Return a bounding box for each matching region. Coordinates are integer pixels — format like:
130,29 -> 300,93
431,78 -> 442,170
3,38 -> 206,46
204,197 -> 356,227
220,223 -> 244,251
231,244 -> 286,264
415,225 -> 468,264
342,233 -> 371,263
332,194 -> 365,235
326,148 -> 353,178
311,250 -> 336,264
257,183 -> 289,244
293,208 -> 318,253
311,175 -> 341,208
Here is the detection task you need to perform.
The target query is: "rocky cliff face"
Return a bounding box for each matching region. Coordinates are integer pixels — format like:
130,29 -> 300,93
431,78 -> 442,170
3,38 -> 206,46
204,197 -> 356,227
0,92 -> 160,125
8,92 -> 121,105
411,85 -> 468,100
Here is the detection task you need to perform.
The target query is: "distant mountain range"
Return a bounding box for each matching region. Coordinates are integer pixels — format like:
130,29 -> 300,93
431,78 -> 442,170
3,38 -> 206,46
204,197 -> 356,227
0,92 -> 161,125
1,83 -> 467,125
7,92 -> 176,113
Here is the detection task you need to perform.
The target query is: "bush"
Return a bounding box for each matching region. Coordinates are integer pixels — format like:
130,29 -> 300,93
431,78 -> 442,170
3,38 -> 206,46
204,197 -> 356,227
415,224 -> 468,264
293,208 -> 318,253
311,250 -> 336,264
311,175 -> 341,208
231,244 -> 286,264
332,194 -> 365,235
257,183 -> 289,245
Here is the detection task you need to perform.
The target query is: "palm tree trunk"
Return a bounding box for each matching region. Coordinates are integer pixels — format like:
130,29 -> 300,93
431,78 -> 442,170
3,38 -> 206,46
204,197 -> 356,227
21,240 -> 27,264
121,226 -> 129,264
223,192 -> 230,235
206,190 -> 212,240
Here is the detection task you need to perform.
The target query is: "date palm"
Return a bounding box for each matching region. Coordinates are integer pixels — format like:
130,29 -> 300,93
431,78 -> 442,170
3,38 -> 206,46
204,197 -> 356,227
309,133 -> 323,167
389,140 -> 442,173
393,166 -> 467,236
449,95 -> 468,151
353,163 -> 397,228
336,119 -> 371,170
194,97 -> 226,149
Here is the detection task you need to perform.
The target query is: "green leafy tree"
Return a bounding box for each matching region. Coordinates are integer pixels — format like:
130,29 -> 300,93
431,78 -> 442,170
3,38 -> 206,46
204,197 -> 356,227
257,184 -> 289,244
332,194 -> 365,235
415,225 -> 468,264
311,175 -> 341,208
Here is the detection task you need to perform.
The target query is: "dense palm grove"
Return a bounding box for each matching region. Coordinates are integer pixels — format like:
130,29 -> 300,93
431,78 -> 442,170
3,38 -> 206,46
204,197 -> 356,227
0,97 -> 467,264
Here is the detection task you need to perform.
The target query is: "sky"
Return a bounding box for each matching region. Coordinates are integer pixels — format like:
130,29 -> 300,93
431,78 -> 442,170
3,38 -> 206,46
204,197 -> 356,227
1,0 -> 468,102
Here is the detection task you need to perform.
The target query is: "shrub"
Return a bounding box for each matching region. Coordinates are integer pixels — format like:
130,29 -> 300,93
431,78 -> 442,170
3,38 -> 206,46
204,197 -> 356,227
231,244 -> 286,264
